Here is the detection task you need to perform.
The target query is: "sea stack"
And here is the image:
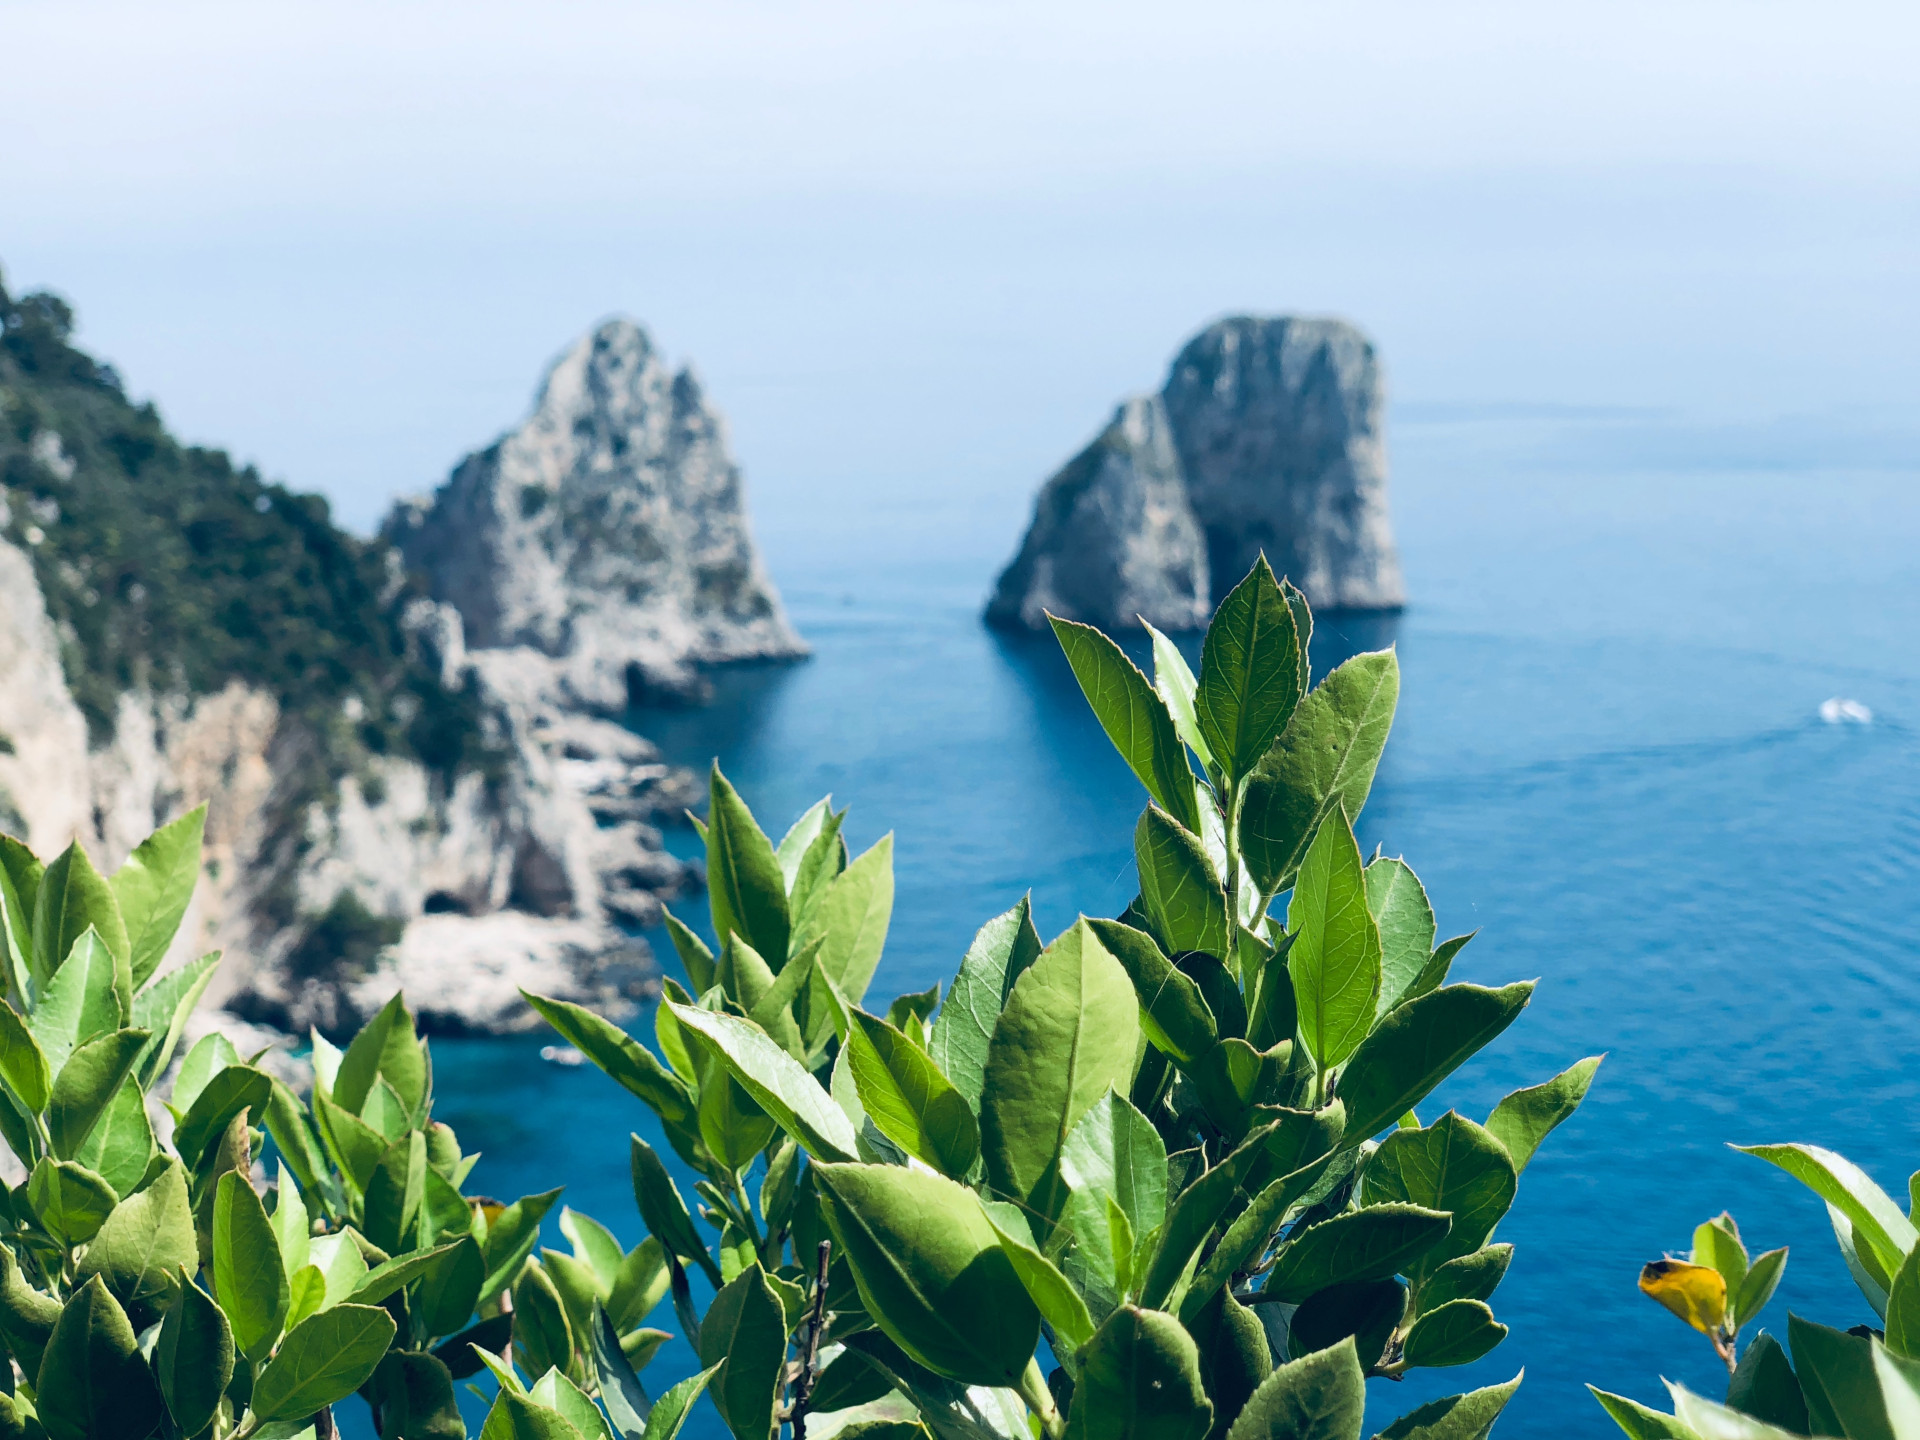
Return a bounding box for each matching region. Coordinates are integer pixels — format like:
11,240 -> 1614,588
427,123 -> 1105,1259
988,316 -> 1404,628
389,318 -> 806,708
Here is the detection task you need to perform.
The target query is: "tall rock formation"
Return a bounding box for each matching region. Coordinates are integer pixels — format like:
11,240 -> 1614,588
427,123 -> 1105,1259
387,319 -> 805,708
988,315 -> 1404,629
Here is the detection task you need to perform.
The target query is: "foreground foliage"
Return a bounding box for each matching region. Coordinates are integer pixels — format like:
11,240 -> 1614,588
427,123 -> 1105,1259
531,560 -> 1597,1438
1594,1144 -> 1920,1439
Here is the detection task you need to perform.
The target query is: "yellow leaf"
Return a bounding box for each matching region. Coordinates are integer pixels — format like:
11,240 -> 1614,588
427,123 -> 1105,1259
1639,1259 -> 1727,1334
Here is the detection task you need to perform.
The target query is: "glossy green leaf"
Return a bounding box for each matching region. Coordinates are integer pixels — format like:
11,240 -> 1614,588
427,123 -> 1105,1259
796,834 -> 895,1006
1725,1332 -> 1810,1435
1051,614 -> 1202,831
589,1304 -> 651,1436
155,1271 -> 234,1438
213,1172 -> 289,1357
75,1157 -> 194,1309
608,1237 -> 669,1333
1365,857 -> 1435,1017
0,837 -> 42,1004
171,1030 -> 240,1115
110,804 -> 204,990
776,798 -> 834,893
631,1136 -> 720,1286
523,992 -> 694,1128
480,1391 -> 586,1440
1088,918 -> 1217,1065
981,918 -> 1141,1211
72,1076 -> 154,1197
269,1162 -> 310,1274
1740,1144 -> 1917,1287
512,1262 -> 575,1384
667,1002 -> 856,1161
1668,1381 -> 1810,1440
706,764 -> 790,963
1263,1203 -> 1453,1304
1736,1248 -> 1788,1330
28,1159 -> 118,1247
350,1240 -> 464,1309
749,936 -> 819,1055
715,932 -> 778,1014
31,929 -> 130,1075
1226,1337 -> 1365,1440
173,1063 -> 271,1170
1587,1386 -> 1699,1440
847,1008 -> 979,1178
1363,1112 -> 1517,1277
1374,1373 -> 1522,1440
1196,556 -> 1303,783
982,1205 -> 1096,1353
814,1161 -> 1040,1387
1336,982 -> 1535,1143
1401,1299 -> 1507,1368
249,1301 -> 397,1420
1287,809 -> 1380,1073
481,1186 -> 564,1302
698,1264 -> 786,1440
1135,807 -> 1229,962
32,843 -> 128,994
788,809 -> 848,943
364,1129 -> 428,1254
1065,1304 -> 1213,1440
661,909 -> 716,995
1485,1055 -> 1603,1174
307,1233 -> 371,1310
928,897 -> 1043,1109
1240,649 -> 1399,896
0,1003 -> 50,1113
34,1275 -> 165,1440
1143,619 -> 1213,771
129,950 -> 219,1088
414,1235 -> 486,1337
47,1027 -> 148,1160
640,1365 -> 719,1440
530,1368 -> 614,1440
1790,1313 -> 1891,1440
1059,1090 -> 1170,1244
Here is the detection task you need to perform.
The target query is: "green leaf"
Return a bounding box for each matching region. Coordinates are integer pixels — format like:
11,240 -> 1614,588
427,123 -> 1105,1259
1336,982 -> 1535,1143
706,764 -> 790,963
512,1261 -> 575,1383
306,1233 -> 371,1310
213,1172 -> 289,1358
1058,1090 -> 1170,1248
696,1050 -> 776,1174
1196,556 -> 1303,784
530,1368 -> 614,1440
1725,1331 -> 1809,1435
814,1161 -> 1040,1387
33,1275 -> 165,1440
265,1079 -> 332,1207
1240,649 -> 1399,896
1740,1144 -> 1917,1288
1226,1337 -> 1365,1440
369,1351 -> 467,1440
1401,1300 -> 1507,1369
642,1365 -> 719,1440
1418,1245 -> 1513,1313
982,1205 -> 1096,1353
74,1076 -> 154,1197
480,1391 -> 588,1440
0,837 -> 43,1003
1187,1287 -> 1270,1439
1065,1304 -> 1213,1440
559,1206 -> 624,1292
0,1244 -> 61,1379
981,918 -> 1141,1212
363,1129 -> 428,1254
250,1303 -> 397,1421
173,1063 -> 271,1170
1692,1214 -> 1748,1298
1181,1140 -> 1343,1322
1669,1381 -> 1811,1440
1789,1313 -> 1892,1440
1587,1386 -> 1700,1440
31,929 -> 131,1075
1135,808 -> 1229,961
1374,1374 -> 1522,1440
334,991 -> 427,1119
1736,1248 -> 1788,1330
607,1237 -> 669,1333
929,896 -> 1044,1110
847,1008 -> 979,1179
111,805 -> 205,990
1088,918 -> 1217,1066
796,834 -> 895,1006
661,908 -> 716,995
1362,1113 -> 1517,1279
414,1235 -> 486,1337
631,1137 -> 720,1287
1263,1204 -> 1453,1304
47,1027 -> 148,1160
1365,857 -> 1435,1017
1144,619 -> 1214,771
0,1002 -> 50,1113
788,809 -> 848,942
129,950 -> 220,1088
76,1157 -> 195,1310
481,1186 -> 564,1302
776,798 -> 834,894
1287,809 -> 1380,1073
589,1304 -> 651,1437
28,1158 -> 119,1246
523,992 -> 694,1128
1139,1121 -> 1277,1312
32,842 -> 129,995
1286,1279 -> 1404,1368
698,1265 -> 787,1440
1051,614 -> 1203,831
1873,1345 -> 1920,1440
666,1003 -> 857,1162
1485,1056 -> 1603,1174
155,1271 -> 234,1439
1889,1250 -> 1920,1362
171,1030 -> 240,1116
270,1162 -> 311,1275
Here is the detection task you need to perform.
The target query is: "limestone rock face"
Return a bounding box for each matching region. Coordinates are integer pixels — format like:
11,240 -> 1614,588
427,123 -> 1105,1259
988,315 -> 1404,629
388,319 -> 805,708
984,397 -> 1209,633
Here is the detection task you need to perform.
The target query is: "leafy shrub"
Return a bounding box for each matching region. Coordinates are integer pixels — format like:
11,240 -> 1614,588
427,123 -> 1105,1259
0,811 -> 593,1439
1593,1146 -> 1920,1438
528,560 -> 1598,1439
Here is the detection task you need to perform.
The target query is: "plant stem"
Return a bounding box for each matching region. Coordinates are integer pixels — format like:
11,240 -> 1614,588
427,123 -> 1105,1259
784,1239 -> 833,1439
1017,1357 -> 1066,1440
732,1173 -> 766,1254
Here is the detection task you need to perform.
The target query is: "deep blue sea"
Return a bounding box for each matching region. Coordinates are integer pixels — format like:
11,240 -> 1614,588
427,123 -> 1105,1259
404,408 -> 1920,1437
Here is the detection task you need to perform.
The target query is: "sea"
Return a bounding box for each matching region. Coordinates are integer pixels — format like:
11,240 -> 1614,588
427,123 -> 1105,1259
402,406 -> 1920,1437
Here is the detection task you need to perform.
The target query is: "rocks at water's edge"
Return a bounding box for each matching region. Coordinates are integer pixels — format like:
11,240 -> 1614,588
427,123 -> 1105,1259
988,315 -> 1405,629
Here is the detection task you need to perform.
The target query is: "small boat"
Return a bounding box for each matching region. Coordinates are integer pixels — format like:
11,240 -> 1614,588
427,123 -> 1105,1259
539,1044 -> 586,1067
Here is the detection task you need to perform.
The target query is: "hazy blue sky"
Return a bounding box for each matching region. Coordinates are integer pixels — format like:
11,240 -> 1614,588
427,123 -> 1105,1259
5,1 -> 1917,539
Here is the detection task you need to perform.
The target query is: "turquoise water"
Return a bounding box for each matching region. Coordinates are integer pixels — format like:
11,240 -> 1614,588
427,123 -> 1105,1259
418,410 -> 1920,1436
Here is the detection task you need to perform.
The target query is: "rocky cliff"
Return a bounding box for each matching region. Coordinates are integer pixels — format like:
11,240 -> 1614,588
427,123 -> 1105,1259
0,278 -> 792,1038
988,315 -> 1405,628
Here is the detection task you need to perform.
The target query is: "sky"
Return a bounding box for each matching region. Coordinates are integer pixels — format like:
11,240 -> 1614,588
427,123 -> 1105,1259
3,0 -> 1917,538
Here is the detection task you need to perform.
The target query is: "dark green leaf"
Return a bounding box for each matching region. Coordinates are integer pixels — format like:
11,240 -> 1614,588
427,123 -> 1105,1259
27,1159 -> 118,1247
431,1313 -> 512,1379
1362,1113 -> 1516,1279
1186,1287 -> 1269,1440
1335,983 -> 1535,1144
928,897 -> 1043,1109
698,1265 -> 787,1440
1064,1304 -> 1213,1440
0,1003 -> 50,1113
1287,1280 -> 1404,1369
414,1234 -> 485,1337
0,1245 -> 61,1379
110,805 -> 205,991
1225,1337 -> 1364,1440
1788,1313 -> 1890,1440
1089,918 -> 1217,1065
512,1261 -> 575,1383
706,764 -> 790,963
1287,810 -> 1380,1074
1136,808 -> 1229,962
155,1271 -> 234,1438
363,1130 -> 428,1255
1051,615 -> 1202,831
47,1027 -> 148,1160
1240,650 -> 1399,896
1181,1142 -> 1341,1322
847,1008 -> 979,1179
630,1137 -> 720,1287
1196,557 -> 1303,784
1375,1373 -> 1522,1439
1263,1204 -> 1452,1304
590,1304 -> 651,1437
1400,1300 -> 1507,1369
1418,1246 -> 1512,1313
172,1063 -> 271,1171
1139,1122 -> 1277,1313
369,1350 -> 466,1440
481,1186 -> 564,1302
33,1275 -> 165,1440
1485,1056 -> 1603,1174
661,908 -> 716,995
1725,1331 -> 1809,1434
523,992 -> 694,1128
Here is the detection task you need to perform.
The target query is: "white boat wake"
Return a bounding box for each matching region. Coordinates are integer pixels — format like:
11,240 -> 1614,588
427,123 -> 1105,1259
1820,697 -> 1873,725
